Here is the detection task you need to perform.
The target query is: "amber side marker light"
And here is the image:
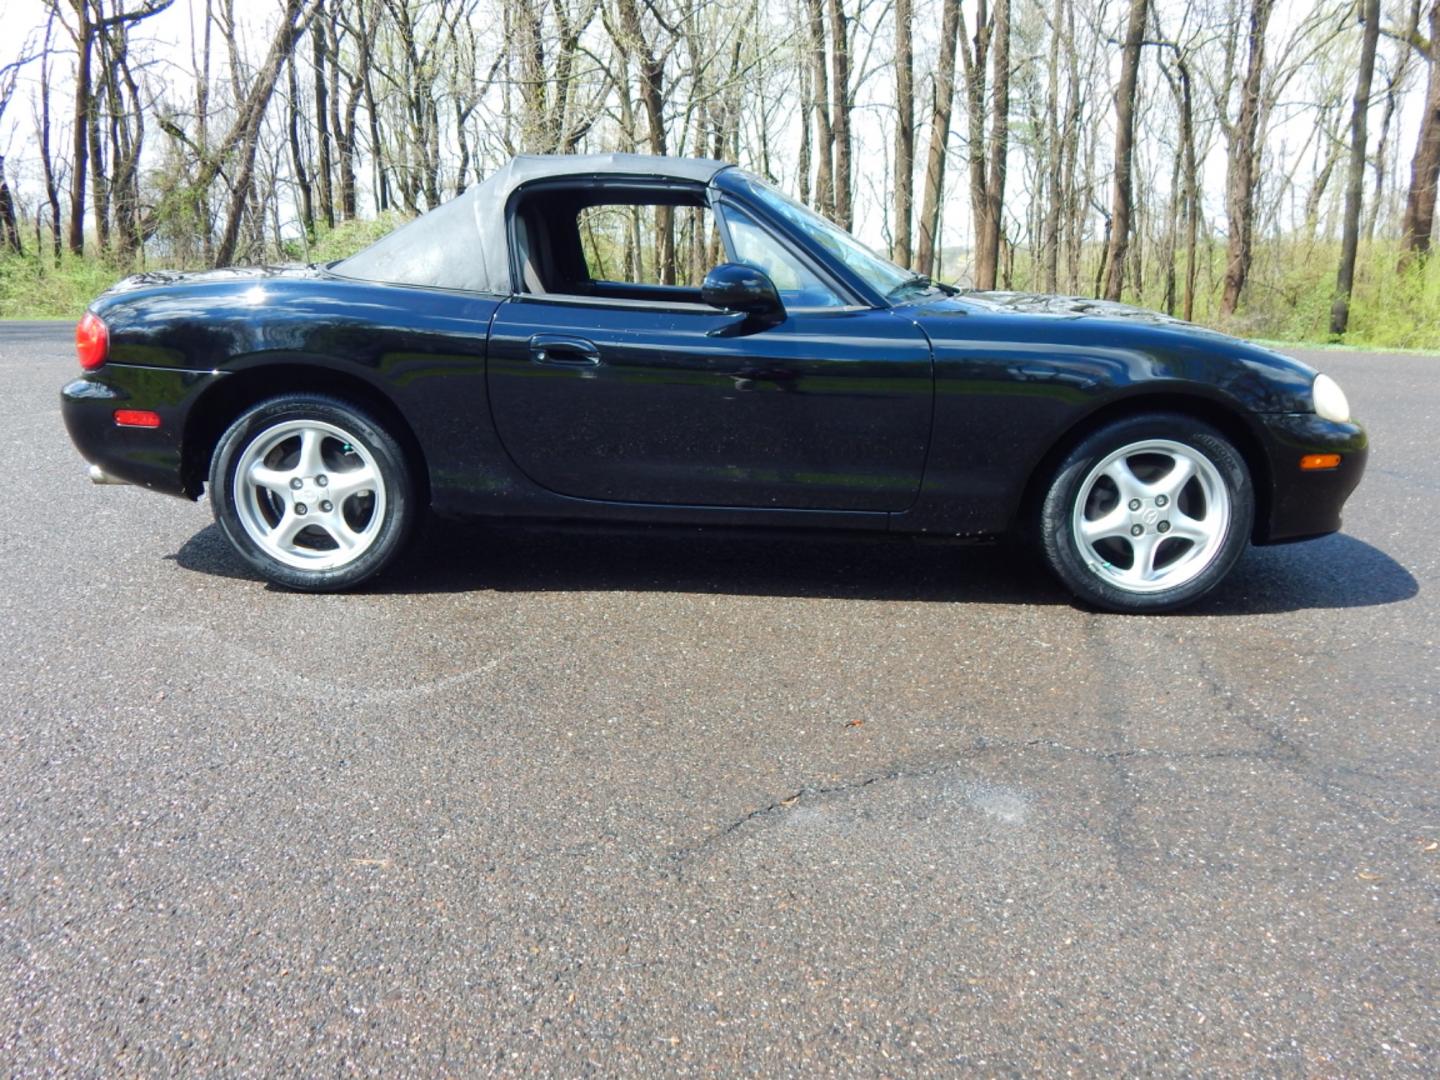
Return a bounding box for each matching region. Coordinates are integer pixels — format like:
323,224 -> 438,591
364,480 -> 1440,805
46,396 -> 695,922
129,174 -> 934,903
1300,453 -> 1342,471
114,409 -> 161,429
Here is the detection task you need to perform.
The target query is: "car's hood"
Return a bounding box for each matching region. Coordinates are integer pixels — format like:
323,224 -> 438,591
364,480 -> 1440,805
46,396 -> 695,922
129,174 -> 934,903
922,289 -> 1245,340
952,290 -> 1173,319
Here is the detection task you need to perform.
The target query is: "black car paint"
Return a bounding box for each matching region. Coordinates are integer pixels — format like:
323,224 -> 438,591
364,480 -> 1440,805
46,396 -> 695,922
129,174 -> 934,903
61,167 -> 1367,546
487,296 -> 934,512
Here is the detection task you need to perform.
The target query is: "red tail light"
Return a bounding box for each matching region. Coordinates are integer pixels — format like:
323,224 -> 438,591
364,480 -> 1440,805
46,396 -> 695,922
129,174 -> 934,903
76,312 -> 109,370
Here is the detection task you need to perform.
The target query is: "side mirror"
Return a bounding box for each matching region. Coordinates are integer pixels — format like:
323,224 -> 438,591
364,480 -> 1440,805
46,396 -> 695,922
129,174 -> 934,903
702,263 -> 785,324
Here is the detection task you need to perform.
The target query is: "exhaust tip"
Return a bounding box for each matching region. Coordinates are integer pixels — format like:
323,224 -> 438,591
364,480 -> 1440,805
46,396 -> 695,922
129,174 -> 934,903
88,464 -> 127,486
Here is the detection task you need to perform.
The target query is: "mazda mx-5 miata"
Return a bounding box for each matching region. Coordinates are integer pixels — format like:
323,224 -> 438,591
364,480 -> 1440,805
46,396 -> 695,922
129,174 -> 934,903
62,153 -> 1367,611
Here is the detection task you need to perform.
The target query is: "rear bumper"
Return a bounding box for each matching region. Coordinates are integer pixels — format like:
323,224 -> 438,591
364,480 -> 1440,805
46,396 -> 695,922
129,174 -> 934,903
1254,412 -> 1368,544
61,364 -> 223,498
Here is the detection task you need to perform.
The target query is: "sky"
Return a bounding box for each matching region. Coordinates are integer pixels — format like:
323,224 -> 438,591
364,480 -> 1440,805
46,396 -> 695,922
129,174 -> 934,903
0,0 -> 1430,258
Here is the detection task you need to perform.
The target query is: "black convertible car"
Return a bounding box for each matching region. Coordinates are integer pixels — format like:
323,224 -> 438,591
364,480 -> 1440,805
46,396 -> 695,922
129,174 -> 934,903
62,153 -> 1367,612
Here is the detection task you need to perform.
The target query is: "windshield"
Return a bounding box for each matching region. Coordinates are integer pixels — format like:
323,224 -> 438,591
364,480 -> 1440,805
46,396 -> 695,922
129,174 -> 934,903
734,173 -> 916,299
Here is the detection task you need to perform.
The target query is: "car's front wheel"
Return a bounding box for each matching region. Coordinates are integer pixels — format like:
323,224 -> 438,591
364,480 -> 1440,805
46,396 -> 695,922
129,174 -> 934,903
209,394 -> 419,591
1037,414 -> 1254,613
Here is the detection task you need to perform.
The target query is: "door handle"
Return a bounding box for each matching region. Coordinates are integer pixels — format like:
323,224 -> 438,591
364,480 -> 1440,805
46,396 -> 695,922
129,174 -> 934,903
530,334 -> 600,366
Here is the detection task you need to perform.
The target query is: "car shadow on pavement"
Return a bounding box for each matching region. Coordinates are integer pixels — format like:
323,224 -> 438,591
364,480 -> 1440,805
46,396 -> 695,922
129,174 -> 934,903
173,521 -> 1066,605
171,522 -> 1416,613
1183,531 -> 1418,615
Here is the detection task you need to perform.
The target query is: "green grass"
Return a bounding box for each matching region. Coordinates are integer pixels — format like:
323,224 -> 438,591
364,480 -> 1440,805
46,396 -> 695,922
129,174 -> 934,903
0,212 -> 414,321
0,253 -> 136,320
297,211 -> 412,264
4,228 -> 1438,353
1208,240 -> 1440,351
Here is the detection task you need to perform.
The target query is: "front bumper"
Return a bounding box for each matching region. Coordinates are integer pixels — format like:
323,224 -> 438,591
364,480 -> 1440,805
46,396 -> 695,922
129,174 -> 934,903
61,364 -> 224,498
1254,412 -> 1368,544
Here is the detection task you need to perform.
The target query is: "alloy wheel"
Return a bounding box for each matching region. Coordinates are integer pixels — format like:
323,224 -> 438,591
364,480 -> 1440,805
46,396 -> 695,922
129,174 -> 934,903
1070,438 -> 1231,594
231,419 -> 387,571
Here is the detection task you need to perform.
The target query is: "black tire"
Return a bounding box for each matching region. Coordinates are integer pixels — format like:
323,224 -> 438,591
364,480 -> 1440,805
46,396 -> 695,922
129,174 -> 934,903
208,393 -> 419,591
1037,413 -> 1254,613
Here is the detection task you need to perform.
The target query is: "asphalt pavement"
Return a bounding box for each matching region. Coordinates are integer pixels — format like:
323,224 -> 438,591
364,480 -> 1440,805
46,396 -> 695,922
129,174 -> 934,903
1,320 -> 1435,1074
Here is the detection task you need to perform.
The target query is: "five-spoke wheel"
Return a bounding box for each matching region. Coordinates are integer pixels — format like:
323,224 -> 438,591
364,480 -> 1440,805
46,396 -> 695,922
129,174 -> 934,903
210,395 -> 418,591
1039,415 -> 1253,612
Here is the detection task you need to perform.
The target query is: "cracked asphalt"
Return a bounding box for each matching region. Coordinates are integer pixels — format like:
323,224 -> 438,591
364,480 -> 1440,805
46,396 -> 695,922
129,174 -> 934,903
1,320 -> 1436,1074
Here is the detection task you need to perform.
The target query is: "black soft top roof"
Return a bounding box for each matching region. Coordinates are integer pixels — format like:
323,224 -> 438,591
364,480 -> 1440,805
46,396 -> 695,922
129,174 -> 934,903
332,153 -> 731,295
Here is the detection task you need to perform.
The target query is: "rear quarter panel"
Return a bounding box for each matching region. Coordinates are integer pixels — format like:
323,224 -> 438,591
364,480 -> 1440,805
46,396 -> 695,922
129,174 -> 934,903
90,274 -> 509,511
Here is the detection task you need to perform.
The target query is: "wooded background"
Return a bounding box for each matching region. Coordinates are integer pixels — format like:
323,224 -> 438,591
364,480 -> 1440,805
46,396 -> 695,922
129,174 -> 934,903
0,0 -> 1437,345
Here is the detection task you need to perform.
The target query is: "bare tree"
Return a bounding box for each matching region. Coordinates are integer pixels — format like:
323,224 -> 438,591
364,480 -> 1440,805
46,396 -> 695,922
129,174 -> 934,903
312,0 -> 334,228
1365,0 -> 1422,240
826,0 -> 854,229
49,0 -> 175,257
1219,0 -> 1274,318
35,10 -> 65,261
611,0 -> 674,280
1400,1 -> 1440,264
1101,0 -> 1148,301
287,50 -> 316,236
804,0 -> 835,216
0,0 -> 1423,346
1,48 -> 40,253
891,0 -> 913,266
213,0 -> 324,264
1331,0 -> 1381,335
960,0 -> 1010,289
1303,96 -> 1346,237
915,0 -> 962,277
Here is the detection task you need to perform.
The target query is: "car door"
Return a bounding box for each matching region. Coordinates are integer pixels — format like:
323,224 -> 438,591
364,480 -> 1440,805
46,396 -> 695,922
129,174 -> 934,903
485,198 -> 934,513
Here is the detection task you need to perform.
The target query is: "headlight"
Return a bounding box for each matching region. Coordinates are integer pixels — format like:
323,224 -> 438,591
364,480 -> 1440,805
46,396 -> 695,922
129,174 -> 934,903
1312,373 -> 1351,423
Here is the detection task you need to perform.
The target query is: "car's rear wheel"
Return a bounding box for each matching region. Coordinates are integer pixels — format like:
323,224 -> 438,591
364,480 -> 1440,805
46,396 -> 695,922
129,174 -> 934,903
1037,414 -> 1253,612
209,394 -> 418,591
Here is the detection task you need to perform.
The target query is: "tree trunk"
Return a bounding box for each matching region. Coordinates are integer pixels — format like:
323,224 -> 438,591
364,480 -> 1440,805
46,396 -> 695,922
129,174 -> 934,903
87,37 -> 110,254
615,0 -> 673,281
797,56 -> 812,205
0,155 -> 22,254
804,0 -> 834,216
312,0 -> 334,228
1162,137 -> 1180,316
1061,0 -> 1083,291
1041,0 -> 1064,292
826,0 -> 853,228
1219,0 -> 1274,318
107,36 -> 146,260
1102,0 -> 1147,301
1178,58 -> 1198,322
332,17 -> 360,218
916,0 -> 962,277
361,48 -> 387,209
975,0 -> 1009,290
1331,0 -> 1381,335
960,1 -> 990,286
959,0 -> 1009,290
67,1 -> 93,256
38,13 -> 63,262
1399,3 -> 1440,265
1304,109 -> 1343,238
287,52 -> 315,235
892,0 -> 914,267
1366,1 -> 1420,241
514,0 -> 548,151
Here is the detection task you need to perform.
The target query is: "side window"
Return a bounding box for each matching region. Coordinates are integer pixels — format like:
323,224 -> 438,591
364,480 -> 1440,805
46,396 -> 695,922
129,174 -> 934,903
577,203 -> 722,289
719,204 -> 844,309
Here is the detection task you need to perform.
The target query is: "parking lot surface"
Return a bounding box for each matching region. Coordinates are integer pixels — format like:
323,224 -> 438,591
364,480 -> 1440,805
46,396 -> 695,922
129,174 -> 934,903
1,321 -> 1435,1074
